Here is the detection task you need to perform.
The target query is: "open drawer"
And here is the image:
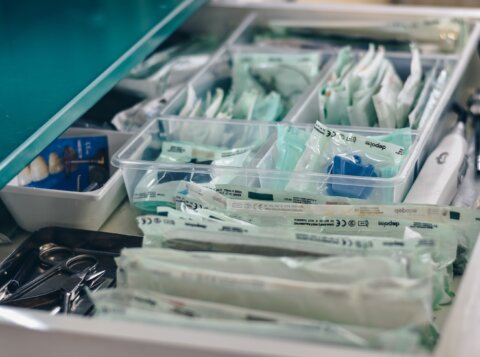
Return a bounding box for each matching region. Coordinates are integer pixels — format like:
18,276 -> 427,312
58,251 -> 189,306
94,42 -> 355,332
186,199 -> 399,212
0,2 -> 480,357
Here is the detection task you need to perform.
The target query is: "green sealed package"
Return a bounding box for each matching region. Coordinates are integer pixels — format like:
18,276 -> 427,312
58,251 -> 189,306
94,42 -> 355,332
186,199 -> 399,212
175,181 -> 473,275
137,211 -> 451,306
92,288 -> 431,353
347,45 -> 387,127
395,46 -> 422,128
132,142 -> 256,212
227,49 -> 321,121
116,248 -> 433,329
318,46 -> 355,126
177,181 -> 480,250
285,121 -> 406,194
275,125 -> 310,173
372,61 -> 403,128
232,50 -> 320,111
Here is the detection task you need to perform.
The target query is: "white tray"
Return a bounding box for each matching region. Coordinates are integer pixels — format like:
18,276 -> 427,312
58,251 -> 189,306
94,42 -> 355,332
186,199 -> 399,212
0,129 -> 131,231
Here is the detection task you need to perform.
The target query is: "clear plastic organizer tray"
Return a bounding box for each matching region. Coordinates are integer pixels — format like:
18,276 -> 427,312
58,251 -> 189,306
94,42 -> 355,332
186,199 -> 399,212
159,14 -> 480,186
162,44 -> 333,122
112,117 -> 420,208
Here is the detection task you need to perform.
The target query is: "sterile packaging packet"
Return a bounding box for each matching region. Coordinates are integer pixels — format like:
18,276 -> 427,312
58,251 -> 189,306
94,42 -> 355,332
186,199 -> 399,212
174,182 -> 463,269
271,124 -> 414,191
112,98 -> 169,133
92,288 -> 433,352
138,209 -> 452,307
232,49 -> 321,116
318,46 -> 355,126
116,248 -> 433,329
131,128 -> 261,211
285,121 -> 406,195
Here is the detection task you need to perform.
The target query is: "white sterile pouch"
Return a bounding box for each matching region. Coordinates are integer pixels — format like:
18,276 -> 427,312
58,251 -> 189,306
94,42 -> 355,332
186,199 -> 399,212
372,61 -> 403,128
396,46 -> 422,128
116,248 -> 433,329
137,212 -> 452,307
92,288 -> 431,353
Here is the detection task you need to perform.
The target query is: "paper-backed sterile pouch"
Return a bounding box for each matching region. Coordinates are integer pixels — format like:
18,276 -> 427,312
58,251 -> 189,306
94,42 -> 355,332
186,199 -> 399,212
92,288 -> 432,353
116,248 -> 433,329
137,211 -> 452,306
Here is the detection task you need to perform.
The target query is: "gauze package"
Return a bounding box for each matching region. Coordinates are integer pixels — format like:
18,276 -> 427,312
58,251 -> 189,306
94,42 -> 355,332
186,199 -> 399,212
125,248 -> 425,284
92,288 -> 431,352
116,248 -> 433,329
346,44 -> 387,128
178,86 -> 227,119
372,61 -> 403,128
177,49 -> 320,122
285,121 -> 406,195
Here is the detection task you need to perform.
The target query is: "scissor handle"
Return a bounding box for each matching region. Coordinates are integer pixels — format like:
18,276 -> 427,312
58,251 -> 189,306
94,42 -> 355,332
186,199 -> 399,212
64,254 -> 98,274
39,246 -> 73,268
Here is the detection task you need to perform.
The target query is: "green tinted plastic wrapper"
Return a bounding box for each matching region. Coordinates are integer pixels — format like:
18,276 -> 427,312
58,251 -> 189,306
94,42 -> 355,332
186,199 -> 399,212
369,128 -> 414,155
132,141 -> 257,211
232,50 -> 320,114
178,181 -> 480,251
116,248 -> 433,329
174,182 -> 462,271
318,46 -> 354,126
138,209 -> 451,307
92,288 -> 431,353
285,121 -> 406,194
275,125 -> 309,174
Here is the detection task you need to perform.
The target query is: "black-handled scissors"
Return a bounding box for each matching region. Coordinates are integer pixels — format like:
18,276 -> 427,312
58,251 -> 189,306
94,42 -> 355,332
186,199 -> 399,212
4,246 -> 98,302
